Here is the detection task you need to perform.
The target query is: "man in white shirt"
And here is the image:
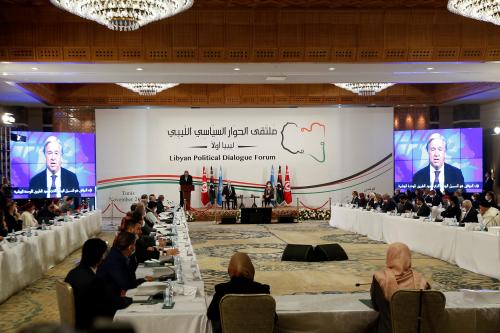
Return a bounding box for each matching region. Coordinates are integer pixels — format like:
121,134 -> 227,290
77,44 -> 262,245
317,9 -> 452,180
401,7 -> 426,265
412,133 -> 465,192
29,136 -> 80,199
479,200 -> 500,228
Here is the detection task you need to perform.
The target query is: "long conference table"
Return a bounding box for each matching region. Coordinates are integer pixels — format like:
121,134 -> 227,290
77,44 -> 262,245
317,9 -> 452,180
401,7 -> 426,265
329,205 -> 500,280
114,209 -> 500,333
0,210 -> 102,304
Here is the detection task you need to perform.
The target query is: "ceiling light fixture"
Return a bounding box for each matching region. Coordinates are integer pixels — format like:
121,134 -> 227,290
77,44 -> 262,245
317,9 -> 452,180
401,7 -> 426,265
31,67 -> 39,70
2,113 -> 15,125
494,126 -> 500,135
333,83 -> 395,96
448,0 -> 500,25
328,67 -> 336,71
50,0 -> 194,31
2,72 -> 7,76
426,67 -> 434,70
117,83 -> 179,96
136,67 -> 144,71
233,67 -> 240,71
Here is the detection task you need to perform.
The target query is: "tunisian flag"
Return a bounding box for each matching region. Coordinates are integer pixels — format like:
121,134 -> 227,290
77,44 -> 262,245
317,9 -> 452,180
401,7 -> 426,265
201,166 -> 209,206
283,165 -> 292,204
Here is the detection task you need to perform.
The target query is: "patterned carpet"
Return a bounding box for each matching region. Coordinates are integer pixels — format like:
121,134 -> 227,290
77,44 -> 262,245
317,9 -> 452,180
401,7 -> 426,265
1,221 -> 499,333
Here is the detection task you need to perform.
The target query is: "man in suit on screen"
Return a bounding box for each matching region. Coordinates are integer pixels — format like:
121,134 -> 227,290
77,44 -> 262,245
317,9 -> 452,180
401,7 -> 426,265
412,133 -> 464,192
29,136 -> 80,199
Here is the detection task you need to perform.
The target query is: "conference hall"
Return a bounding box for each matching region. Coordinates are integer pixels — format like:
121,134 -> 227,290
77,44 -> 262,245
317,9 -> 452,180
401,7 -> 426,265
1,0 -> 500,332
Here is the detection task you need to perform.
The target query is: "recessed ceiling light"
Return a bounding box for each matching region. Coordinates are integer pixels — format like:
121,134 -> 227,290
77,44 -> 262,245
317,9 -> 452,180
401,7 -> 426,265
494,126 -> 500,135
146,106 -> 151,109
136,67 -> 143,71
329,67 -> 335,71
426,67 -> 434,71
265,76 -> 287,81
31,67 -> 39,70
1,61 -> 10,64
2,72 -> 7,76
233,67 -> 241,71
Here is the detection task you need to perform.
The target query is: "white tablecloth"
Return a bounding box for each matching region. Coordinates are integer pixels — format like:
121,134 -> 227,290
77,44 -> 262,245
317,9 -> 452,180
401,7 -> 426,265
273,292 -> 500,333
0,211 -> 102,304
329,205 -> 500,279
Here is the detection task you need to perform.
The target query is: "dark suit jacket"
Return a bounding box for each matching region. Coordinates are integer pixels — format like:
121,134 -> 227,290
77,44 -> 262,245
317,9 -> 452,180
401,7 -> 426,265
65,264 -> 132,330
381,200 -> 396,213
425,195 -> 442,207
412,163 -> 465,191
441,205 -> 462,221
415,203 -> 431,217
96,247 -> 144,297
179,175 -> 193,186
484,178 -> 493,193
397,201 -> 414,214
5,213 -> 22,232
29,167 -> 80,199
461,208 -> 479,223
222,185 -> 237,199
156,200 -> 165,214
207,276 -> 270,325
350,197 -> 359,206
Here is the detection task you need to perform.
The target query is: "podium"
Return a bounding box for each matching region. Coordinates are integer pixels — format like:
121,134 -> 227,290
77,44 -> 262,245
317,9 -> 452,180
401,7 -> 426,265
181,184 -> 194,210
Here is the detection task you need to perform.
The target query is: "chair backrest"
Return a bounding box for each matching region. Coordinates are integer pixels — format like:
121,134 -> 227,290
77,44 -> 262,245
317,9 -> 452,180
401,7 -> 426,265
390,290 -> 446,333
55,280 -> 76,328
219,294 -> 276,333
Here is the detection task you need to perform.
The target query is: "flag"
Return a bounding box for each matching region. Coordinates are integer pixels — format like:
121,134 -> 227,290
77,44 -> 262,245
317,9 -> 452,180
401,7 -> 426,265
276,165 -> 284,204
270,165 -> 275,187
201,166 -> 209,206
209,166 -> 215,204
284,165 -> 292,204
217,166 -> 223,206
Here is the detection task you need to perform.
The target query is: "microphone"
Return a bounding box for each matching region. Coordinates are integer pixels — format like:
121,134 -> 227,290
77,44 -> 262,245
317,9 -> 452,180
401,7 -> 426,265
355,282 -> 371,287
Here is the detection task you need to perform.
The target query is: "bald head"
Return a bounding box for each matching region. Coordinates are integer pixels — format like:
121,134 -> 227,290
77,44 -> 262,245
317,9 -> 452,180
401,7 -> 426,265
228,252 -> 255,280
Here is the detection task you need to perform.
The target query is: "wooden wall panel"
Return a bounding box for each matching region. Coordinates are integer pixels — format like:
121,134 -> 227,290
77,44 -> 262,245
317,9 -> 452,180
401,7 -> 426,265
1,7 -> 500,62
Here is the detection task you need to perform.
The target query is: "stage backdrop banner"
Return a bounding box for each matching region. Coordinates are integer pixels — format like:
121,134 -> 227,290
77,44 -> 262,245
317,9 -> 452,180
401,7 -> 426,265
95,107 -> 393,214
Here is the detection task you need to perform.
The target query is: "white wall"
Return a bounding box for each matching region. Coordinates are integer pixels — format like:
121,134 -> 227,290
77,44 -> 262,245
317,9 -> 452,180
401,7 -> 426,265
95,107 -> 394,214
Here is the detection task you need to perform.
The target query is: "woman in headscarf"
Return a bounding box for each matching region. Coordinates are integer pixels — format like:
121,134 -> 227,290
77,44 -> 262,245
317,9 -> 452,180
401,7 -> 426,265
207,252 -> 270,333
370,242 -> 430,333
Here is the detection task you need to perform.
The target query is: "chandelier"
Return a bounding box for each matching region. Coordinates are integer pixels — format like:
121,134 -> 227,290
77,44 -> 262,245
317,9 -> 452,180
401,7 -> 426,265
447,0 -> 500,25
50,0 -> 194,31
333,83 -> 395,96
117,83 -> 179,96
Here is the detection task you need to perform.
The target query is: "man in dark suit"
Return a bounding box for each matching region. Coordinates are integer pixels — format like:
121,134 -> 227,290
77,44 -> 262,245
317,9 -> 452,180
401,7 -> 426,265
29,136 -> 80,199
414,196 -> 431,217
97,232 -> 152,298
222,182 -> 237,209
412,133 -> 465,192
381,194 -> 397,213
397,195 -> 414,214
156,194 -> 166,214
179,170 -> 194,210
207,252 -> 270,333
65,238 -> 132,330
460,200 -> 478,224
483,172 -> 493,193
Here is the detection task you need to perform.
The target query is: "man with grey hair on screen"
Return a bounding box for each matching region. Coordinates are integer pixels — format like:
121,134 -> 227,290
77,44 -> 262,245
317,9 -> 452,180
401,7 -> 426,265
29,136 -> 80,198
412,133 -> 465,192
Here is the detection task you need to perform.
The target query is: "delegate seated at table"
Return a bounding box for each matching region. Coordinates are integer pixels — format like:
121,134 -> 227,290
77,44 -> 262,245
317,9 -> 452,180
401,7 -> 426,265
207,252 -> 271,333
65,238 -> 132,330
371,243 -> 430,333
97,232 -> 153,298
413,196 -> 431,217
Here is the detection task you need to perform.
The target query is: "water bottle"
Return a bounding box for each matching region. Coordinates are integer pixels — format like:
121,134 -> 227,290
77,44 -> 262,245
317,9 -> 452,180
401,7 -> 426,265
164,280 -> 173,307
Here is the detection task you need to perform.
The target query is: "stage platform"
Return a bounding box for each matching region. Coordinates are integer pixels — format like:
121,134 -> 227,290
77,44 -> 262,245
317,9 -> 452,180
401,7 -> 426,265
188,205 -> 299,222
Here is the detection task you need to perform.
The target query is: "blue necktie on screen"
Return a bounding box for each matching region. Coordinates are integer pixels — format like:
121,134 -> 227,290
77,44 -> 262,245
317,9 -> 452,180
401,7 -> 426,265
50,175 -> 57,198
433,170 -> 440,189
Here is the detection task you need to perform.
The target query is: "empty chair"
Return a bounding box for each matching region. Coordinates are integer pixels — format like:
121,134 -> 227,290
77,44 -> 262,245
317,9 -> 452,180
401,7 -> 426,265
55,280 -> 75,328
390,290 -> 446,333
219,294 -> 276,333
